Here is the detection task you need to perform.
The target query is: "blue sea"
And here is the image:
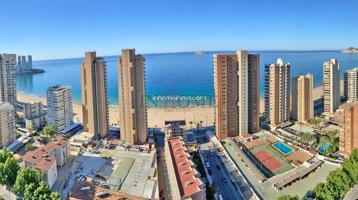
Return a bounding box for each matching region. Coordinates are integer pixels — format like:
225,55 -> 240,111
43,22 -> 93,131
16,51 -> 358,107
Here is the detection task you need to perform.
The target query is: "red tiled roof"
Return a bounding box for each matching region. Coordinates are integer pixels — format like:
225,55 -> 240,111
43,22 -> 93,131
23,136 -> 67,170
168,137 -> 203,197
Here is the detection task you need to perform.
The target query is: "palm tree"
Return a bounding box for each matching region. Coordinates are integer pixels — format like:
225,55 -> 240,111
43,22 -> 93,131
189,121 -> 193,129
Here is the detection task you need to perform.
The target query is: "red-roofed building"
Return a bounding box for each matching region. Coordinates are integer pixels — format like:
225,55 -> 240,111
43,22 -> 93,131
168,137 -> 206,200
23,136 -> 70,188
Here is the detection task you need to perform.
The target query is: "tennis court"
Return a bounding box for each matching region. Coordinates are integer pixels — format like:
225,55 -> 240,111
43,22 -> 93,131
253,150 -> 282,172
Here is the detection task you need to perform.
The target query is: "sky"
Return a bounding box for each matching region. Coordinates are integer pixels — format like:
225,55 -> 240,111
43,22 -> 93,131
0,0 -> 357,60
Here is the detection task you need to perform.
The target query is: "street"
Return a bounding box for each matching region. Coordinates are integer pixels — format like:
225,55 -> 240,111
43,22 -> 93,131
196,131 -> 245,200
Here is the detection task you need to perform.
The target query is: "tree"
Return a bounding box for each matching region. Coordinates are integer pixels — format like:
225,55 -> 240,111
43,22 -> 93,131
314,183 -> 333,200
24,181 -> 61,200
0,148 -> 13,163
43,125 -> 55,138
342,151 -> 358,184
277,195 -> 299,200
50,192 -> 61,200
0,156 -> 20,187
326,169 -> 352,198
14,168 -> 42,195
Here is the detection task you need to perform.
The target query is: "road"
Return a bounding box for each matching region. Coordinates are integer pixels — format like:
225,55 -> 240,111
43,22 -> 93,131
196,132 -> 245,200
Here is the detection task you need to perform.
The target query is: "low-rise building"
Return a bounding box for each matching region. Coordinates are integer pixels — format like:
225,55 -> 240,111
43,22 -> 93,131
167,137 -> 206,200
23,136 -> 70,187
17,101 -> 46,130
165,120 -> 186,138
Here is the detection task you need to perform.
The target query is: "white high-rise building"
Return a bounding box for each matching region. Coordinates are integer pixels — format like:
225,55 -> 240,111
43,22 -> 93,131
47,85 -> 74,133
0,102 -> 16,147
323,58 -> 340,114
0,54 -> 17,107
344,68 -> 358,102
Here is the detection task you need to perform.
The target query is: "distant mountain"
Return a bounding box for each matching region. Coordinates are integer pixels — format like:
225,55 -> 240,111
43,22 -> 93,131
342,47 -> 358,54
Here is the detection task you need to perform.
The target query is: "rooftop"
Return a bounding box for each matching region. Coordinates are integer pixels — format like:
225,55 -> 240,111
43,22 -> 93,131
168,137 -> 204,197
23,136 -> 68,170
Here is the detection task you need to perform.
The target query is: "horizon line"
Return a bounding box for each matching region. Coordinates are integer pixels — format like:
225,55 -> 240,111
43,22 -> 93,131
33,49 -> 343,62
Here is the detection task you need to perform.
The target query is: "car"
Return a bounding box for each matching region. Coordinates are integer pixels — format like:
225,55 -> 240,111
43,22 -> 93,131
216,165 -> 220,170
205,163 -> 211,168
208,169 -> 212,175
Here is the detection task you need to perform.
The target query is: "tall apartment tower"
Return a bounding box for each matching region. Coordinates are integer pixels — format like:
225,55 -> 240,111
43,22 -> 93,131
0,54 -> 17,107
214,50 -> 260,140
47,85 -> 74,133
291,74 -> 314,122
336,102 -> 358,156
0,102 -> 16,147
118,49 -> 148,144
264,58 -> 291,127
323,59 -> 340,114
344,68 -> 358,102
80,52 -> 109,139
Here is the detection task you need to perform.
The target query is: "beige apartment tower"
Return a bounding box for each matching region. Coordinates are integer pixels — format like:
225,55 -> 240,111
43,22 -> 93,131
0,102 -> 16,147
80,52 -> 109,138
323,58 -> 340,115
292,74 -> 314,122
214,50 -> 260,140
0,54 -> 17,107
118,49 -> 147,144
344,68 -> 358,102
264,58 -> 291,127
337,102 -> 358,156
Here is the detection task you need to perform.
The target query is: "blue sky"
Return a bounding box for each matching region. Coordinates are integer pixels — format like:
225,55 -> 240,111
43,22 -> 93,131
0,0 -> 357,59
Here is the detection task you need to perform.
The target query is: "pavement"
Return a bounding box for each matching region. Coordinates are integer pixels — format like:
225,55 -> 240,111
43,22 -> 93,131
196,132 -> 245,200
0,185 -> 17,200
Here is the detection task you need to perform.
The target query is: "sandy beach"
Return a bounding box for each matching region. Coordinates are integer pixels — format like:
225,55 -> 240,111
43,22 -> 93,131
17,81 -> 336,129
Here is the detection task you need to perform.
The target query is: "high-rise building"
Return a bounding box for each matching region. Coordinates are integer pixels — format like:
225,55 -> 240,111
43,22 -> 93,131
214,50 -> 260,140
16,55 -> 33,74
47,85 -> 74,133
0,54 -> 17,107
344,68 -> 358,102
0,102 -> 16,147
118,49 -> 147,144
291,74 -> 314,122
264,58 -> 291,127
336,102 -> 358,156
80,52 -> 109,139
323,58 -> 340,114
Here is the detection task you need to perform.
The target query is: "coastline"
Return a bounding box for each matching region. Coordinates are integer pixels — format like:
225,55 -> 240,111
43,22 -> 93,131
17,81 -> 336,129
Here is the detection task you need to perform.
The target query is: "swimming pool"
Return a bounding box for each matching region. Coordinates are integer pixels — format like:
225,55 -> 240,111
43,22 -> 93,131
272,142 -> 294,155
318,144 -> 331,154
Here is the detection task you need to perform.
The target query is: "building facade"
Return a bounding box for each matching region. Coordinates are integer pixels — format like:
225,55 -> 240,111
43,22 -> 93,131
80,52 -> 109,138
16,55 -> 32,74
344,68 -> 358,102
336,102 -> 358,156
17,101 -> 46,130
47,85 -> 73,133
323,59 -> 340,115
118,49 -> 147,144
214,50 -> 260,140
0,102 -> 16,147
23,136 -> 70,187
167,137 -> 206,200
291,74 -> 314,122
264,58 -> 291,127
0,54 -> 17,107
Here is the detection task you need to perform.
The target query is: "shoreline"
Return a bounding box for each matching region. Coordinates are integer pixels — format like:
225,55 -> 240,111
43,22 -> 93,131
17,82 -> 333,129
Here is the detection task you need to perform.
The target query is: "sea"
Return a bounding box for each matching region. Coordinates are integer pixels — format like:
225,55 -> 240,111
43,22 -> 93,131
16,51 -> 358,107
